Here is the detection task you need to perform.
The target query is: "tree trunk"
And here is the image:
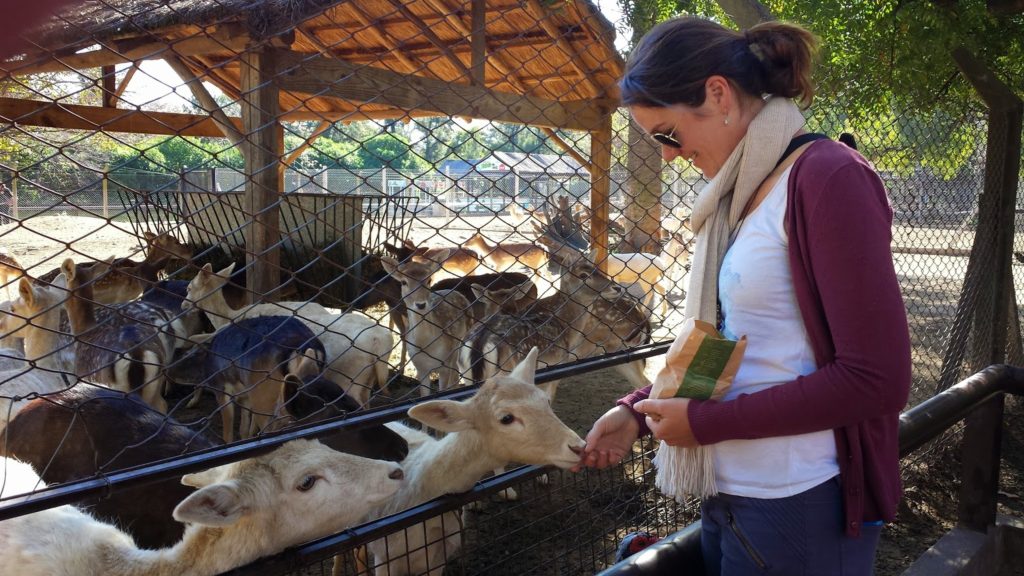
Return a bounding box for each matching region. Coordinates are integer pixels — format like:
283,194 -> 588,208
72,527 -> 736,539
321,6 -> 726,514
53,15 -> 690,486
715,0 -> 774,28
625,119 -> 663,252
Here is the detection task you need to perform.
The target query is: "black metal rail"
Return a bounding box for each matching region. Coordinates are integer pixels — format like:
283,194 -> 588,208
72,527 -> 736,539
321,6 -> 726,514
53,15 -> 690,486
0,341 -> 671,522
596,364 -> 1024,575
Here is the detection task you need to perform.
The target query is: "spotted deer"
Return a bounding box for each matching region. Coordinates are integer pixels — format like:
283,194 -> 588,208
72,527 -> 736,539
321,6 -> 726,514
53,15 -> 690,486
465,232 -> 549,274
383,239 -> 481,277
62,258 -> 175,413
460,258 -> 625,401
38,231 -> 192,304
381,251 -> 475,396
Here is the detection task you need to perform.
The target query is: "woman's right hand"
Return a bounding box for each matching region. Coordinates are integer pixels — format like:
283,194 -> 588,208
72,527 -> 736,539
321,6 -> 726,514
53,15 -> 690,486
572,405 -> 640,471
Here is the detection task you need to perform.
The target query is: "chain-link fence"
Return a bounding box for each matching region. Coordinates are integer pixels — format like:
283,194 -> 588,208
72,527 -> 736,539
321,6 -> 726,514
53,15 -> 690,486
0,1 -> 1019,575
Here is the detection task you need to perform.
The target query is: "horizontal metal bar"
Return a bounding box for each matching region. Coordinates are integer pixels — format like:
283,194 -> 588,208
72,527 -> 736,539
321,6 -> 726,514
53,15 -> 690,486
0,341 -> 670,521
223,463 -> 549,575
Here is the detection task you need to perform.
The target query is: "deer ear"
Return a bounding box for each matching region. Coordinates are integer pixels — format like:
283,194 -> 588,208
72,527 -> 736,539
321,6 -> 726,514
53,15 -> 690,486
217,262 -> 235,277
380,256 -> 399,276
514,280 -> 533,300
470,284 -> 486,299
17,278 -> 34,306
408,400 -> 474,433
143,231 -> 156,242
509,347 -> 539,383
60,259 -> 76,282
174,481 -> 250,527
199,263 -> 213,277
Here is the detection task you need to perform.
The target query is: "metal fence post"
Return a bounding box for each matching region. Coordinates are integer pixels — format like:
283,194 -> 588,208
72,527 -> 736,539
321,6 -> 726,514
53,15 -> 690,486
102,163 -> 109,219
10,171 -> 17,219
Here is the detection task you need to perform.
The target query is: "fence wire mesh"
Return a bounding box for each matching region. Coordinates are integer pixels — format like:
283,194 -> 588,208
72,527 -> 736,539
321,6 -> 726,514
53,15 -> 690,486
0,1 -> 1019,575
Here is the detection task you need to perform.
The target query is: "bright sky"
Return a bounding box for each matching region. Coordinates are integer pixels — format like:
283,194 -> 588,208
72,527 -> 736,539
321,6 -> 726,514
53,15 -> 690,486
119,1 -> 629,111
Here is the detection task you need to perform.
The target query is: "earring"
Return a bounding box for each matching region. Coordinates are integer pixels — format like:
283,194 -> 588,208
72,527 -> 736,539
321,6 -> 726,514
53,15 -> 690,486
724,116 -> 730,126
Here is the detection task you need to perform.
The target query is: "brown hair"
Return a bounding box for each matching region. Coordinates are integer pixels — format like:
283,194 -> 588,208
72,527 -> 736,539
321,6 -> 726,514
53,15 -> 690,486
620,17 -> 819,109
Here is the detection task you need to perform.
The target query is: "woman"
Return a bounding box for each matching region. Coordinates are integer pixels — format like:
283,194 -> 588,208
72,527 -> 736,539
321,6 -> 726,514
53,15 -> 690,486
574,17 -> 911,575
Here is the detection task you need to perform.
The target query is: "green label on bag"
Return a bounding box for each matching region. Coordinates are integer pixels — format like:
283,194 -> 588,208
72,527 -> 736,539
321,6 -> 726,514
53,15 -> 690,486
676,338 -> 739,400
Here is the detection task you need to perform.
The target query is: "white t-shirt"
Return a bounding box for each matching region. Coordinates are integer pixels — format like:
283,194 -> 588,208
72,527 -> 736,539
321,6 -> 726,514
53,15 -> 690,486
715,166 -> 840,498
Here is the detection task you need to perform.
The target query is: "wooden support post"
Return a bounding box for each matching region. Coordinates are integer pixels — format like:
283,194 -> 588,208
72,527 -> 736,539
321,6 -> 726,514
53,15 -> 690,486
101,65 -> 116,108
471,0 -> 486,86
589,116 -> 612,273
240,48 -> 282,304
949,46 -> 1023,533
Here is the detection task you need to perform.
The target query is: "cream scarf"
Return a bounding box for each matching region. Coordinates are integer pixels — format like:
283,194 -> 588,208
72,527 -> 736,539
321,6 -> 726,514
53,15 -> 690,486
652,97 -> 806,500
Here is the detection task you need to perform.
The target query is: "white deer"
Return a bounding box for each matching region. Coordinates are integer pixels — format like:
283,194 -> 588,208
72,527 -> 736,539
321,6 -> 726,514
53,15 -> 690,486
366,348 -> 585,576
0,439 -> 404,576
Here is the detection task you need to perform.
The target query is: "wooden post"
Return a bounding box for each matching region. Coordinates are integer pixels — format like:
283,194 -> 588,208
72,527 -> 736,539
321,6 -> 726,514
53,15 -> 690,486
240,47 -> 282,304
101,65 -> 116,108
471,0 -> 486,86
949,46 -> 1023,533
102,164 -> 109,219
589,115 -> 612,273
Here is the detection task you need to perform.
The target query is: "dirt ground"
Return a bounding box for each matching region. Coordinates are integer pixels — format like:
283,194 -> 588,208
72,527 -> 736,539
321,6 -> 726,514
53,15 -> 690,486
3,214 -> 1022,574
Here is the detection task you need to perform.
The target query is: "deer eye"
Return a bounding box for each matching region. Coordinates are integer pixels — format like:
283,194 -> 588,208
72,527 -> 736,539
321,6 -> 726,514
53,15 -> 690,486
500,414 -> 515,425
297,475 -> 319,492
399,280 -> 408,286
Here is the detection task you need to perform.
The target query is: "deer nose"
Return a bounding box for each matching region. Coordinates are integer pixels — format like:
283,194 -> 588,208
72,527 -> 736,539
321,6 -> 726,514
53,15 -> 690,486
569,444 -> 583,455
415,302 -> 426,311
389,467 -> 405,480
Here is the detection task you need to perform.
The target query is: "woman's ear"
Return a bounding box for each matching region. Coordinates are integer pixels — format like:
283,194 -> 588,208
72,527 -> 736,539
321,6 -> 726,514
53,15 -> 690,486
704,75 -> 732,114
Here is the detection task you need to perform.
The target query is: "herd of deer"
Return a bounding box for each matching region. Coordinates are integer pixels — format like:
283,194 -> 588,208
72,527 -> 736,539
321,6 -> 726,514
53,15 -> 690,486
0,220 -> 691,575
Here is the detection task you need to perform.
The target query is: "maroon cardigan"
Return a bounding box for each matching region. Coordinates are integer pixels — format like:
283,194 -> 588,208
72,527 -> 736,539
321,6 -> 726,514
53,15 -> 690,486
619,140 -> 911,537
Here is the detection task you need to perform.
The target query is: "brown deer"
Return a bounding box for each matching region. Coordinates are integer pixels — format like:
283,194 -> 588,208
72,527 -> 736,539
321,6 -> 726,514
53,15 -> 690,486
381,251 -> 475,396
38,231 -> 192,304
62,258 -> 175,413
460,257 -> 625,401
465,231 -> 549,274
384,239 -> 481,277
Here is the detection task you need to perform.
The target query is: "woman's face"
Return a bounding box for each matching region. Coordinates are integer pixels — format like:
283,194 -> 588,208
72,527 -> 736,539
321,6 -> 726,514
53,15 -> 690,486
628,77 -> 749,179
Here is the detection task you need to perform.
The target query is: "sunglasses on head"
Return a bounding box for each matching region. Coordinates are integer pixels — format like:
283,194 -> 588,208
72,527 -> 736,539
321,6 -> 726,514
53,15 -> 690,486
650,127 -> 681,149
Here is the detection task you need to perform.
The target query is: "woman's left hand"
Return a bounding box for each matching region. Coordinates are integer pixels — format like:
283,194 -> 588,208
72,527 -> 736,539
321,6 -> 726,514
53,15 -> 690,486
633,398 -> 699,447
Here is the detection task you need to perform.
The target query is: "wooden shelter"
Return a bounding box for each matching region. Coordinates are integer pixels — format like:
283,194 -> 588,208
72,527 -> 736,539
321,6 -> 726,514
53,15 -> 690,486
0,0 -> 624,300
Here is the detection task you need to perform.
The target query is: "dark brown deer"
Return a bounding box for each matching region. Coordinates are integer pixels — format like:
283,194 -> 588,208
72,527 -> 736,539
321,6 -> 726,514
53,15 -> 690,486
62,258 -> 176,413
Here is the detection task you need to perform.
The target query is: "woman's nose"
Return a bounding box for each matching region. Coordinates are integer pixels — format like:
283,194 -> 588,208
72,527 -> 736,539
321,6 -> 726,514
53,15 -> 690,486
662,146 -> 683,162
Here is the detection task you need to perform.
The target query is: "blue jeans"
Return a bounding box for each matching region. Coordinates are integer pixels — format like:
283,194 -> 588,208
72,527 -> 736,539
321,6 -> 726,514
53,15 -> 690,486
701,477 -> 881,575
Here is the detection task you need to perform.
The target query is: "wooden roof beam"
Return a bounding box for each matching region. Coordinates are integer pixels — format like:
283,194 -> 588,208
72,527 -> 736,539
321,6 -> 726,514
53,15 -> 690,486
113,64 -> 138,102
164,55 -> 247,152
419,0 -> 535,94
0,96 -> 429,136
344,4 -> 426,76
3,35 -> 248,76
282,120 -> 332,167
522,0 -> 600,96
271,48 -> 611,131
0,96 -> 242,136
383,0 -> 472,81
